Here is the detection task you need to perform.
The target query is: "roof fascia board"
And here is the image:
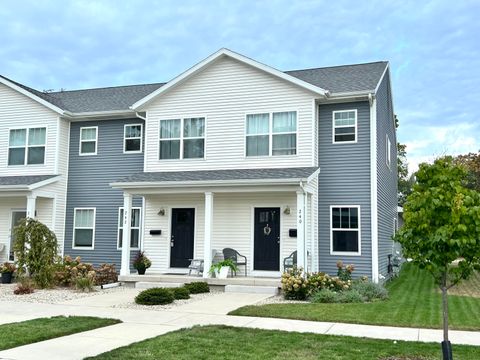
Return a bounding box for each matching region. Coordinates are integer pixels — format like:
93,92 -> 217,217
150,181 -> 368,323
131,48 -> 328,110
374,63 -> 390,94
0,77 -> 65,115
63,110 -> 136,121
28,176 -> 61,190
111,177 -> 311,189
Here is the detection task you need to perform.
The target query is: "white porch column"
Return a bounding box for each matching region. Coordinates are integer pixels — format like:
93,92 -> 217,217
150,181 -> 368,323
203,192 -> 213,278
120,192 -> 133,276
26,195 -> 37,219
296,190 -> 306,270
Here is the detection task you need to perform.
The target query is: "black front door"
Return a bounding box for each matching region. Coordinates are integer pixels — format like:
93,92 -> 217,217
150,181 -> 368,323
254,207 -> 280,271
170,208 -> 195,268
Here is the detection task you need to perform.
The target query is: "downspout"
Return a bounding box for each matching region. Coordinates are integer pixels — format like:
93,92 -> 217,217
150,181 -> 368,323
299,181 -> 308,273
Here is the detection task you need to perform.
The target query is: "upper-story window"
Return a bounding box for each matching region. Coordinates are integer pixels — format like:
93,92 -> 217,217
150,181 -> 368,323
386,134 -> 392,169
246,111 -> 297,157
159,117 -> 205,160
333,110 -> 357,143
80,127 -> 98,155
124,124 -> 143,153
8,127 -> 46,166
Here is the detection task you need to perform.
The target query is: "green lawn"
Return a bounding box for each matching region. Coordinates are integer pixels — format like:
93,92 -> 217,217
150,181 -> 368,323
88,325 -> 480,360
0,316 -> 121,350
230,263 -> 480,330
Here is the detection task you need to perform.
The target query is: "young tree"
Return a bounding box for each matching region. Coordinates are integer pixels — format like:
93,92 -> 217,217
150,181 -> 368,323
454,151 -> 480,191
395,156 -> 480,360
13,218 -> 58,288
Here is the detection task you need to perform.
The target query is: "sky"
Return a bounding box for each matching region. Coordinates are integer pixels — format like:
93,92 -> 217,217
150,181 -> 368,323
1,0 -> 479,173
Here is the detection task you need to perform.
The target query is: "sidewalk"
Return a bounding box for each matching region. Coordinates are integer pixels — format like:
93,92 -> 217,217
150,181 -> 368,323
0,290 -> 479,359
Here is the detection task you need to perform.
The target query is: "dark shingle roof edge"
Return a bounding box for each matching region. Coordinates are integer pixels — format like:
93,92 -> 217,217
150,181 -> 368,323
0,175 -> 59,188
112,167 -> 319,186
1,60 -> 389,113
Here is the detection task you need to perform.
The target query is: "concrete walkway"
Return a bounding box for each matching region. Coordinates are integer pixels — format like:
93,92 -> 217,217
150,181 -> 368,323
0,289 -> 479,359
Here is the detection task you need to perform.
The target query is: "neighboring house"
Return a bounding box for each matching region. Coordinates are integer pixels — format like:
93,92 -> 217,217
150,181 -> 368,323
0,48 -> 397,282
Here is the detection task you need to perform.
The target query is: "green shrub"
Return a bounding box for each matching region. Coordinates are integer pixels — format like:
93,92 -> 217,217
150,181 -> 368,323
351,281 -> 389,301
172,287 -> 190,300
310,289 -> 339,303
184,282 -> 210,294
135,288 -> 175,305
13,219 -> 58,288
337,289 -> 366,303
74,271 -> 96,292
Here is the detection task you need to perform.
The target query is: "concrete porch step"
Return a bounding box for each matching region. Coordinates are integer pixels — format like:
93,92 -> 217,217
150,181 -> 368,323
224,285 -> 279,295
135,282 -> 185,289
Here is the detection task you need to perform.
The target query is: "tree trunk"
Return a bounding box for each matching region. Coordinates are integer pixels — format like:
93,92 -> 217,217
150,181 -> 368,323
441,271 -> 453,360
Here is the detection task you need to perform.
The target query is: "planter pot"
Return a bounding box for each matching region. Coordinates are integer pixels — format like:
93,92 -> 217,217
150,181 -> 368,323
137,267 -> 146,275
217,266 -> 230,279
1,272 -> 13,284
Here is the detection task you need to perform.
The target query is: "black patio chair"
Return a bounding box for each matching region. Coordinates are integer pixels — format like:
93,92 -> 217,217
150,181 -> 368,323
283,250 -> 297,272
222,248 -> 247,277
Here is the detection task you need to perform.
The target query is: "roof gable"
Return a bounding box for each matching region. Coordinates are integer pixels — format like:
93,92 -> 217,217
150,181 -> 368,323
131,48 -> 329,110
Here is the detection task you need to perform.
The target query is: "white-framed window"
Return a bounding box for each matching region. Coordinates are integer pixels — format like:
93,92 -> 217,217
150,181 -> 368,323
393,217 -> 398,236
330,205 -> 361,255
118,207 -> 141,249
124,124 -> 143,153
8,127 -> 46,166
159,117 -> 205,160
80,127 -> 98,155
386,134 -> 392,169
246,111 -> 297,156
333,110 -> 357,143
73,208 -> 96,249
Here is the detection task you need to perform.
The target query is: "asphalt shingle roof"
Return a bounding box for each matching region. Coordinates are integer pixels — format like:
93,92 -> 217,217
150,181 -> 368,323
285,61 -> 388,94
115,167 -> 318,184
1,61 -> 388,113
0,175 -> 58,187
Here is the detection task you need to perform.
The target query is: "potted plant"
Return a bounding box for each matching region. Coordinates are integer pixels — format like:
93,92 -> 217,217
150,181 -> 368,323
1,262 -> 16,284
133,251 -> 151,275
209,259 -> 239,279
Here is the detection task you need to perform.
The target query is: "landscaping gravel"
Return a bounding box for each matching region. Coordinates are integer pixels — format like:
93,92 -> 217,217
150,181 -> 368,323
0,283 -> 123,304
255,294 -> 306,305
111,287 -> 223,311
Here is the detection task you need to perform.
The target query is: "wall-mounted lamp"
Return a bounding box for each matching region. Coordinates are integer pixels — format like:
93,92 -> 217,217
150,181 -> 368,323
157,208 -> 166,216
283,206 -> 291,215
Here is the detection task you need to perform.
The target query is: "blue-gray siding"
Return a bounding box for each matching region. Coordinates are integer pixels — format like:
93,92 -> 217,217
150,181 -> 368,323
318,101 -> 372,278
64,119 -> 144,269
376,70 -> 398,278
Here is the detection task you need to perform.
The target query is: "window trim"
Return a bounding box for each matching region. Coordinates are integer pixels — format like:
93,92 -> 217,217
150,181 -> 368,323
386,134 -> 392,169
244,110 -> 298,157
79,126 -> 98,156
117,206 -> 142,250
329,205 -> 361,256
7,126 -> 47,167
72,207 -> 96,250
332,109 -> 357,144
158,117 -> 206,160
123,124 -> 143,154
393,217 -> 398,236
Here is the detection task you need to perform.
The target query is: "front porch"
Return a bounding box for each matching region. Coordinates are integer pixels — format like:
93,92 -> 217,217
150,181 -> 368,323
112,167 -> 319,279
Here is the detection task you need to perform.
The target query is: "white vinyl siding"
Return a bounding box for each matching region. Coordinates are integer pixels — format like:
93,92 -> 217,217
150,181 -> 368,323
73,208 -> 96,249
124,124 -> 143,153
144,56 -> 316,171
0,83 -> 59,176
118,207 -> 141,249
330,205 -> 361,255
333,110 -> 357,143
79,127 -> 97,155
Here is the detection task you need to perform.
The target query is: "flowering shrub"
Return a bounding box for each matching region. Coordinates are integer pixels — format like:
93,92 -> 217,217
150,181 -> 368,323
281,267 -> 352,300
95,263 -> 118,285
74,271 -> 96,292
54,256 -> 95,287
336,261 -> 355,281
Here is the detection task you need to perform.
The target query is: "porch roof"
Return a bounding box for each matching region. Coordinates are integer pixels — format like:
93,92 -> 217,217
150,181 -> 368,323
111,167 -> 319,189
0,175 -> 59,191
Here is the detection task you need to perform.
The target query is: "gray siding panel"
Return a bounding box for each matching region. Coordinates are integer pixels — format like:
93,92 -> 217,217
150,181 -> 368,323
64,119 -> 144,268
318,101 -> 372,278
376,70 -> 398,278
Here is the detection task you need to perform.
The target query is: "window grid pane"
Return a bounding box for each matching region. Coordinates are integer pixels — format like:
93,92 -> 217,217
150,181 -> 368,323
183,118 -> 205,138
246,114 -> 269,135
9,129 -> 26,146
118,208 -> 141,248
81,128 -> 96,141
28,128 -> 46,145
246,135 -> 269,156
160,120 -> 180,139
125,125 -> 142,139
273,112 -> 296,133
